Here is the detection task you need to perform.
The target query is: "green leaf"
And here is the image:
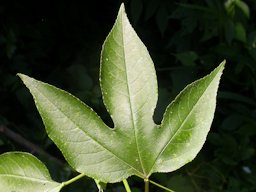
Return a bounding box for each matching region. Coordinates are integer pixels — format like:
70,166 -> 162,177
225,0 -> 236,17
174,51 -> 198,66
235,22 -> 246,43
235,0 -> 250,18
17,3 -> 224,183
0,152 -> 62,192
225,0 -> 250,18
152,61 -> 225,173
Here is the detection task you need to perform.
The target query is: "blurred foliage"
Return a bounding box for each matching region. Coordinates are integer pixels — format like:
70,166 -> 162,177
0,0 -> 256,191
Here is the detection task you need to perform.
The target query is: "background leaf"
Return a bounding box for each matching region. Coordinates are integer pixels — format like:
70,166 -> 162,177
0,152 -> 61,192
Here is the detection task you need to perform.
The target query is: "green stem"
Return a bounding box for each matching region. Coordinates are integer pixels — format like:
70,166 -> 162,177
123,179 -> 132,192
149,179 -> 175,192
61,173 -> 86,187
144,179 -> 149,192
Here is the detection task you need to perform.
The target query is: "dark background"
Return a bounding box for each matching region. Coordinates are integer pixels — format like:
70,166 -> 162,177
1,0 -> 256,191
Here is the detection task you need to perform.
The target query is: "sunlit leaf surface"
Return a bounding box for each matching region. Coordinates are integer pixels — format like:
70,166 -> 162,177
17,3 -> 224,183
0,152 -> 62,192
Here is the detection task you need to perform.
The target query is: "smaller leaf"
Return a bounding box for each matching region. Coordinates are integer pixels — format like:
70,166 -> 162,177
235,0 -> 250,18
235,22 -> 246,43
0,152 -> 62,192
225,0 -> 236,17
174,51 -> 198,66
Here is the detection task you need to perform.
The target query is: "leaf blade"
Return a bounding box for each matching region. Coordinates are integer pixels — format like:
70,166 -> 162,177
16,3 -> 225,184
151,61 -> 225,174
18,74 -> 141,182
100,3 -> 158,174
0,152 -> 61,192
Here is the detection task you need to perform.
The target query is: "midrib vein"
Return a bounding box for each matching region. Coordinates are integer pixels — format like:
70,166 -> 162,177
0,174 -> 56,183
148,73 -> 218,175
120,11 -> 146,175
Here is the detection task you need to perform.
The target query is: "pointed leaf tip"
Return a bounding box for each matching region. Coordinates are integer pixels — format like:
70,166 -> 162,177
120,3 -> 125,11
100,0 -> 158,176
150,61 -> 225,174
17,73 -> 27,78
17,73 -> 24,80
17,73 -> 135,182
17,73 -> 31,84
217,60 -> 226,70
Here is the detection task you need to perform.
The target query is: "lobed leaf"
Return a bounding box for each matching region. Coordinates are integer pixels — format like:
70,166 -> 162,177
17,3 -> 225,183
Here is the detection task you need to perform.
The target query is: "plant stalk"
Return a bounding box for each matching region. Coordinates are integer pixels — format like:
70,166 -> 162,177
62,173 -> 86,187
145,179 -> 149,192
149,179 -> 175,192
123,179 -> 132,192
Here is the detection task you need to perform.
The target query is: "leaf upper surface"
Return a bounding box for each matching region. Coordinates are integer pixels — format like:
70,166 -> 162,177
0,152 -> 61,192
18,73 -> 139,182
100,3 -> 158,175
150,62 -> 225,174
17,3 -> 225,183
